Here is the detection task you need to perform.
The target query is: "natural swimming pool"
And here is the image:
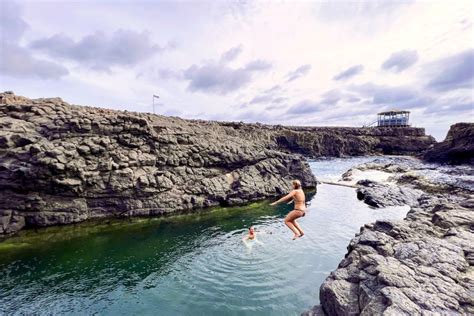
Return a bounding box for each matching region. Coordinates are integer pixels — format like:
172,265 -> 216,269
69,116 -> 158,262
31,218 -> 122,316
0,157 -> 409,315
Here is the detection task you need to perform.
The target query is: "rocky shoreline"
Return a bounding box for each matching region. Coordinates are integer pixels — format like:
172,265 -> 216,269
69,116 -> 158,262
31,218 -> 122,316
305,157 -> 474,315
0,92 -> 435,238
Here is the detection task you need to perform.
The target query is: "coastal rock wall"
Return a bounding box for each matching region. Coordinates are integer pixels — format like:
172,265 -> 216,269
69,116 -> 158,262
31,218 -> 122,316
423,122 -> 474,165
304,158 -> 474,315
0,92 -> 434,236
0,94 -> 316,237
220,123 -> 435,157
318,197 -> 474,315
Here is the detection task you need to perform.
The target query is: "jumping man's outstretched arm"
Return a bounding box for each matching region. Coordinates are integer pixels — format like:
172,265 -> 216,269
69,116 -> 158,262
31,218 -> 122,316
270,191 -> 295,206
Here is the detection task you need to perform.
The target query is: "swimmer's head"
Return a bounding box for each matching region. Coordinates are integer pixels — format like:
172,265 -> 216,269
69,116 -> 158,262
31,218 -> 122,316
249,226 -> 255,233
292,179 -> 302,189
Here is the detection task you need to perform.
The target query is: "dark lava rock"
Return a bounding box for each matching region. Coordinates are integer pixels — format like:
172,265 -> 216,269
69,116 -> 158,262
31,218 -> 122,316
304,158 -> 474,315
423,122 -> 474,165
312,197 -> 474,315
0,93 -> 318,237
356,179 -> 423,208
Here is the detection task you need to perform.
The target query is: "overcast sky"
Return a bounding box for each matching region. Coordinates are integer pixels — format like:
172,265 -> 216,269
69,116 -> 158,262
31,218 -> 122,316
1,0 -> 473,140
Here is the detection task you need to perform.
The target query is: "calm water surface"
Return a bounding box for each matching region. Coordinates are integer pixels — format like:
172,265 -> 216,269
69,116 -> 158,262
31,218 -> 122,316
0,157 -> 409,315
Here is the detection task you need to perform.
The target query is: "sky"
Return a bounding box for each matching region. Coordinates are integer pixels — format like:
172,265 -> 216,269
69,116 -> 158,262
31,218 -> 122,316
0,0 -> 473,140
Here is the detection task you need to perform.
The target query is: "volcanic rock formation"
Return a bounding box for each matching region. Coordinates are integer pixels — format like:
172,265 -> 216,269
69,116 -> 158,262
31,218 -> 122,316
304,158 -> 474,315
0,92 -> 435,237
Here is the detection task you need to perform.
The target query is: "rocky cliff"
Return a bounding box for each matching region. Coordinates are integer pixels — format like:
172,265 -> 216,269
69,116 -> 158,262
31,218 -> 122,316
227,124 -> 435,157
0,92 -> 434,237
304,158 -> 474,315
423,122 -> 474,165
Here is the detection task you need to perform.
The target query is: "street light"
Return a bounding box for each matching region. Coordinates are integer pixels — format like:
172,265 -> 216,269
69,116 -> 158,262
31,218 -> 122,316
152,94 -> 159,114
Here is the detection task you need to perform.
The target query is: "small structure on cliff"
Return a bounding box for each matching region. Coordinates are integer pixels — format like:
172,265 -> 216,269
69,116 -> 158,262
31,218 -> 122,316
377,110 -> 410,127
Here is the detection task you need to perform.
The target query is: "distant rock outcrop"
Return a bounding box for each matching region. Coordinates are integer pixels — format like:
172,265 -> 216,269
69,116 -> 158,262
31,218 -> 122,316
0,92 -> 435,237
423,122 -> 474,165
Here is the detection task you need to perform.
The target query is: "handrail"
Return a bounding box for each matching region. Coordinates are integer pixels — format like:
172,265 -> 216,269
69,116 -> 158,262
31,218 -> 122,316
362,120 -> 378,127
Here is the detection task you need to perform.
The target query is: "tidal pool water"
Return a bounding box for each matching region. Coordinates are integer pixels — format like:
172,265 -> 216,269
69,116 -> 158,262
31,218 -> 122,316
0,157 -> 409,315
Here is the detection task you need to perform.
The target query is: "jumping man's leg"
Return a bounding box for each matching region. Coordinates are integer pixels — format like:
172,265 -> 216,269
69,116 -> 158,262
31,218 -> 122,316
285,211 -> 303,239
293,220 -> 304,237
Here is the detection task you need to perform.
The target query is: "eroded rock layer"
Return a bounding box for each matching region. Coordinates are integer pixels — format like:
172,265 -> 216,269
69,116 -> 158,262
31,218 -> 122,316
0,92 -> 434,236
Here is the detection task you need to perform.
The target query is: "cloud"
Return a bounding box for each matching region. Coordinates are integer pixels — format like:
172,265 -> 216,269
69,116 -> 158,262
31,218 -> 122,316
286,64 -> 312,82
264,85 -> 281,94
30,30 -> 166,71
265,104 -> 286,111
0,1 -> 27,42
248,84 -> 285,105
272,96 -> 288,104
319,89 -> 342,105
183,48 -> 272,95
157,68 -> 183,80
424,101 -> 473,115
286,99 -> 323,115
183,64 -> 248,94
346,96 -> 361,103
220,45 -> 243,63
0,1 -> 68,79
0,44 -> 69,79
381,50 -> 418,73
351,83 -> 432,109
447,102 -> 473,113
250,94 -> 274,104
333,64 -> 364,81
184,62 -> 268,95
422,95 -> 473,115
244,59 -> 272,71
318,1 -> 414,21
425,49 -> 474,91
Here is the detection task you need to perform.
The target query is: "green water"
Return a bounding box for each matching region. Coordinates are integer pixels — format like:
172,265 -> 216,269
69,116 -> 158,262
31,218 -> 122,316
0,158 -> 409,315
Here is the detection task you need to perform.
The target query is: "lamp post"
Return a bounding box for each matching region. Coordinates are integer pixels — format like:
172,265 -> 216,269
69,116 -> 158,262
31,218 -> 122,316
152,94 -> 159,114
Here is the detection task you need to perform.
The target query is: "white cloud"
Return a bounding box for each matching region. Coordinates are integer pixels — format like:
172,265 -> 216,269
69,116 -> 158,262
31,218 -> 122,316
381,50 -> 418,73
286,64 -> 312,82
29,30 -> 169,71
333,65 -> 364,81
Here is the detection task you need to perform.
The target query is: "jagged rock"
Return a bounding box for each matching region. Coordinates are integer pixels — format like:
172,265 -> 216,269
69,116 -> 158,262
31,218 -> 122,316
423,122 -> 474,165
356,179 -> 423,208
0,93 -> 318,236
304,159 -> 474,316
310,198 -> 474,315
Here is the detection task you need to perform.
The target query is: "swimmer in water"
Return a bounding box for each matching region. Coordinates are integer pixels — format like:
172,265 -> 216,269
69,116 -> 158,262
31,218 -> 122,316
242,226 -> 263,251
242,226 -> 256,241
270,179 -> 306,240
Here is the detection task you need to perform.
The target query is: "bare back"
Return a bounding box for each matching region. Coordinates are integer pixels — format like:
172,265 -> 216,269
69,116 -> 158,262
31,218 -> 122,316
293,189 -> 306,211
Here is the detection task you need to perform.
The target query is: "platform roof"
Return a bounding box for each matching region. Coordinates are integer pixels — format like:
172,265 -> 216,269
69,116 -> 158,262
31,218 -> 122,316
377,109 -> 410,115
